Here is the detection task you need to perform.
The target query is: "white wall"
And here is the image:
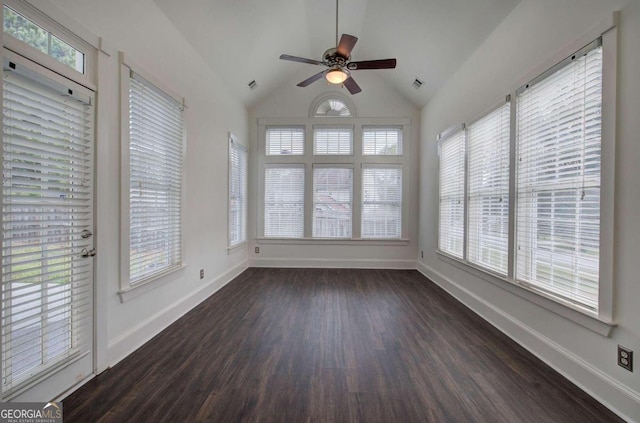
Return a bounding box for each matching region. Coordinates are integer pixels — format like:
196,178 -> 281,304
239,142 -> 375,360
49,0 -> 250,367
418,0 -> 640,420
248,70 -> 420,268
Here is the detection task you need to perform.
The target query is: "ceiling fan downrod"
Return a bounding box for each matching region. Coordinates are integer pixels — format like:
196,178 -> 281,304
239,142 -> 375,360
335,0 -> 339,48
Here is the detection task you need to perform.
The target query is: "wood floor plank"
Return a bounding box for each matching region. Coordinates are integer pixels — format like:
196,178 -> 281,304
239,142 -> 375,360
63,268 -> 624,422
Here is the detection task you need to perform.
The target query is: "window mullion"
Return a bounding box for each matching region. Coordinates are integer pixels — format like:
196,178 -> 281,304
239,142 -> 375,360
463,124 -> 469,261
508,95 -> 517,280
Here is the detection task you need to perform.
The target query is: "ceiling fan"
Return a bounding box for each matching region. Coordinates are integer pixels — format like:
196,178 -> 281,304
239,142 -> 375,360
279,0 -> 397,94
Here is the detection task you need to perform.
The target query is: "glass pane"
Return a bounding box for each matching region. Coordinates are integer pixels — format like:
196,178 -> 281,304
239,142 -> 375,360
3,6 -> 47,54
51,35 -> 84,73
313,168 -> 353,238
313,128 -> 353,155
363,127 -> 402,155
264,167 -> 305,238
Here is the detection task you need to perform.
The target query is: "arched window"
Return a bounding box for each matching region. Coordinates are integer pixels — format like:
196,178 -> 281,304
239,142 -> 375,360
310,94 -> 356,117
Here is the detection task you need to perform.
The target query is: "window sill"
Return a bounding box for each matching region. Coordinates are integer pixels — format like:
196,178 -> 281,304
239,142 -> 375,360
257,237 -> 409,246
118,265 -> 187,303
436,251 -> 616,337
227,241 -> 247,255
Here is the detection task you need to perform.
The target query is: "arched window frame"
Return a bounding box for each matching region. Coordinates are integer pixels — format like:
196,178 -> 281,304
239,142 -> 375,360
310,92 -> 357,118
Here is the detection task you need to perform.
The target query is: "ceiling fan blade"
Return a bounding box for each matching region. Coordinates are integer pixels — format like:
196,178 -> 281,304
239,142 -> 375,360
343,77 -> 361,94
347,59 -> 397,70
336,34 -> 358,58
297,71 -> 327,87
280,54 -> 325,66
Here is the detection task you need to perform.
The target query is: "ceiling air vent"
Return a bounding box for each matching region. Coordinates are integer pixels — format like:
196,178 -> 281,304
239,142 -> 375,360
412,78 -> 424,90
248,80 -> 257,90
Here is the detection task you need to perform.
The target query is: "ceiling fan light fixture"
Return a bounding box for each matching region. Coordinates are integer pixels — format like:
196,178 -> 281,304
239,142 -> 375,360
326,67 -> 348,84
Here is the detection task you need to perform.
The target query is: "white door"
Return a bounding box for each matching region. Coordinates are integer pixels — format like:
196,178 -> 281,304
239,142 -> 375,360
1,52 -> 94,401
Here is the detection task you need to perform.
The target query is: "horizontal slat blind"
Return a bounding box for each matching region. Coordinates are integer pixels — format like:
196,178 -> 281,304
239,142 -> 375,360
361,166 -> 402,239
2,71 -> 93,395
467,103 -> 510,275
264,166 -> 304,238
129,74 -> 183,284
313,127 -> 353,155
229,139 -> 247,247
266,127 -> 304,155
362,127 -> 403,155
516,46 -> 602,310
313,167 -> 353,238
438,129 -> 465,258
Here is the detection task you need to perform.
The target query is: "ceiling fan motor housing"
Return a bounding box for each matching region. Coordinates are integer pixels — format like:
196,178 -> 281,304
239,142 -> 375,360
323,48 -> 348,67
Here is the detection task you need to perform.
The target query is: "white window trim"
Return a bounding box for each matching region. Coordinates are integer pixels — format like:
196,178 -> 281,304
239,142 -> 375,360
258,117 -> 410,243
434,13 -> 618,334
228,132 -> 248,250
3,0 -> 97,89
118,51 -> 187,303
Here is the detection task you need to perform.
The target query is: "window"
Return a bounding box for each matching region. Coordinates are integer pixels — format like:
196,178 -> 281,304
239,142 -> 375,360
259,117 -> 408,241
313,127 -> 353,155
313,167 -> 353,238
438,129 -> 465,258
127,72 -> 184,285
516,42 -> 603,310
436,35 -> 613,314
228,135 -> 247,248
314,98 -> 352,117
3,5 -> 84,73
266,127 -> 304,155
264,165 -> 305,238
362,166 -> 402,239
467,102 -> 511,275
363,127 -> 403,155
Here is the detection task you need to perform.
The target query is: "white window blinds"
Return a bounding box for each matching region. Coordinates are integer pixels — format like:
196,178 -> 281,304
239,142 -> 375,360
363,127 -> 403,155
467,102 -> 511,275
128,73 -> 183,284
229,138 -> 247,247
266,127 -> 304,155
313,127 -> 353,155
264,166 -> 305,238
438,129 -> 465,258
362,166 -> 402,239
313,167 -> 353,238
516,44 -> 603,310
2,70 -> 93,395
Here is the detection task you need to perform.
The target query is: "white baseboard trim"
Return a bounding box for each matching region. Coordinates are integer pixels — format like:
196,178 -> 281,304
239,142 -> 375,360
249,257 -> 416,269
107,261 -> 249,367
416,261 -> 640,423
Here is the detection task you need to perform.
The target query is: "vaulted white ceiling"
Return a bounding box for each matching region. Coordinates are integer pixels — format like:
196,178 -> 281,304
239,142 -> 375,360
154,0 -> 520,109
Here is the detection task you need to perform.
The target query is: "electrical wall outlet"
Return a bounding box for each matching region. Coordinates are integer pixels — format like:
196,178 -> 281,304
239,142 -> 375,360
618,345 -> 633,372
255,246 -> 260,254
199,269 -> 205,280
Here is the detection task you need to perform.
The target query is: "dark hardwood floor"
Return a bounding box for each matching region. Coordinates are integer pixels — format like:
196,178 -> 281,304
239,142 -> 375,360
64,268 -> 624,422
